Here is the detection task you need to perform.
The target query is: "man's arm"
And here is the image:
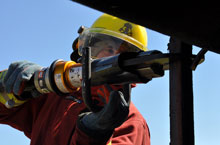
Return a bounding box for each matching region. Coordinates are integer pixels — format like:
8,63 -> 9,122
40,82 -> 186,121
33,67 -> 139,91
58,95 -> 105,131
0,61 -> 45,138
111,103 -> 150,145
70,103 -> 150,145
0,95 -> 48,138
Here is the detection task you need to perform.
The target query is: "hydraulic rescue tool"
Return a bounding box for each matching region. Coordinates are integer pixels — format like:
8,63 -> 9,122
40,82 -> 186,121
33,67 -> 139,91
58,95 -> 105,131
0,48 -> 202,109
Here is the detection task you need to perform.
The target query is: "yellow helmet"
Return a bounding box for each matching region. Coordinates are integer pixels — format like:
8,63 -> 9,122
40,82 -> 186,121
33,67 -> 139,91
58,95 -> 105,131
77,14 -> 148,58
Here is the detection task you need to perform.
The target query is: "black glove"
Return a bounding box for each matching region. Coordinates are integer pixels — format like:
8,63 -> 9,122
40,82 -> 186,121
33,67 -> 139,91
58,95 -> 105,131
78,89 -> 130,138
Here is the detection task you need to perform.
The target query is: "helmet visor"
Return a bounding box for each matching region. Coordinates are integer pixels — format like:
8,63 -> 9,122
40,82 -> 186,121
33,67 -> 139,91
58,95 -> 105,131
78,28 -> 145,58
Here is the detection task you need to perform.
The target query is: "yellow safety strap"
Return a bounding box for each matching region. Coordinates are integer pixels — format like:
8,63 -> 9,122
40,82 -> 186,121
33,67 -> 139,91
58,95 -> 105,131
0,92 -> 27,108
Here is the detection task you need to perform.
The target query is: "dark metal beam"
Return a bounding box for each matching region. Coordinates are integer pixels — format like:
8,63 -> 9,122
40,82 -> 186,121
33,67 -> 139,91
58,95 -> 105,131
71,0 -> 220,54
168,37 -> 195,145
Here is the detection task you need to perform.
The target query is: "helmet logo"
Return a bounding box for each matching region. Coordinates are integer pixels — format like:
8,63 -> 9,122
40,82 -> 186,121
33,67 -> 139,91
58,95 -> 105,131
119,23 -> 132,36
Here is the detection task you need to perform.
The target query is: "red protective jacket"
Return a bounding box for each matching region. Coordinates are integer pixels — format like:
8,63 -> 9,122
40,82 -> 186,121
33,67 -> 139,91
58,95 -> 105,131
0,90 -> 150,145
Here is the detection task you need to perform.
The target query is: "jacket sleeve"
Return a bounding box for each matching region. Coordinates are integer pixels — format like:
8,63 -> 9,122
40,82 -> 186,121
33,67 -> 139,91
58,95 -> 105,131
71,103 -> 151,145
0,94 -> 48,138
111,118 -> 151,145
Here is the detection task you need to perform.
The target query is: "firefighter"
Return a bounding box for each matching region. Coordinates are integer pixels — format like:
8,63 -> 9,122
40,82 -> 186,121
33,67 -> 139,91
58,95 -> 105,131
0,14 -> 150,145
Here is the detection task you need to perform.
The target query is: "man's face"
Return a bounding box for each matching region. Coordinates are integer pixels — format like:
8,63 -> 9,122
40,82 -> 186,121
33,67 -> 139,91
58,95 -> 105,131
95,40 -> 118,58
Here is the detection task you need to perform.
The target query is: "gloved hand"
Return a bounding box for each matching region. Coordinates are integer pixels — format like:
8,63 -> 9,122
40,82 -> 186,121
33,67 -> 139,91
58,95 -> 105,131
78,85 -> 130,138
3,61 -> 42,98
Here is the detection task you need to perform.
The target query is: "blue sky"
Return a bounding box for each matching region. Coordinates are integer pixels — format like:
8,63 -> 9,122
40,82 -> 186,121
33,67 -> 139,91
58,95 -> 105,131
0,1 -> 220,145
